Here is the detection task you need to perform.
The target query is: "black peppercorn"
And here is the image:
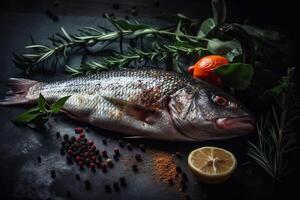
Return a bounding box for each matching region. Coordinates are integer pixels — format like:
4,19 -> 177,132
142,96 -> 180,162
56,132 -> 60,138
84,180 -> 91,190
181,173 -> 188,181
63,134 -> 69,141
75,174 -> 80,180
37,156 -> 42,163
66,155 -> 73,164
113,182 -> 120,191
119,177 -> 127,187
139,144 -> 146,152
66,190 -> 71,198
112,3 -> 119,10
60,148 -> 65,155
105,184 -> 111,193
132,164 -> 138,172
102,139 -> 107,145
50,170 -> 56,178
118,139 -> 125,147
131,9 -> 138,16
176,166 -> 182,173
95,150 -> 100,155
127,143 -> 133,151
135,154 -> 142,162
61,141 -> 66,148
113,154 -> 119,161
154,0 -> 160,7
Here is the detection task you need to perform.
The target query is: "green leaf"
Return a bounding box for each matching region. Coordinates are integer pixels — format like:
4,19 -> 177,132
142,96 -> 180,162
197,18 -> 216,38
215,63 -> 254,90
13,107 -> 40,123
211,0 -> 227,25
51,96 -> 71,114
38,94 -> 46,112
112,19 -> 151,31
264,80 -> 289,96
207,38 -> 242,61
241,25 -> 283,42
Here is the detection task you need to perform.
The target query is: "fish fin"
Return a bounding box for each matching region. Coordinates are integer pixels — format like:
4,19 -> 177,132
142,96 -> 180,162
103,96 -> 160,124
0,78 -> 39,106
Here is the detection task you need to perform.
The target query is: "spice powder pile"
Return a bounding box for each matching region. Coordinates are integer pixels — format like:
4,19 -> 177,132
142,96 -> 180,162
151,151 -> 179,189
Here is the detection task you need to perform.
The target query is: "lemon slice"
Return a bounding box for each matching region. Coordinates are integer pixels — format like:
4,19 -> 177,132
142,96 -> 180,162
188,146 -> 237,184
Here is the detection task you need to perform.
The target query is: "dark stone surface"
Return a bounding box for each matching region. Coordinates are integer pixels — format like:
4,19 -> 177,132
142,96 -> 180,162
0,1 -> 299,200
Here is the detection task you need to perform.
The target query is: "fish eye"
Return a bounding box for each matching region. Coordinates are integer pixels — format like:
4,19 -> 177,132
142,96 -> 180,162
212,95 -> 228,107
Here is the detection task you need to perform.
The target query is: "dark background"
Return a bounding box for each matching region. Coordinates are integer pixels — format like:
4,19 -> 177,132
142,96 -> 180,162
0,0 -> 299,200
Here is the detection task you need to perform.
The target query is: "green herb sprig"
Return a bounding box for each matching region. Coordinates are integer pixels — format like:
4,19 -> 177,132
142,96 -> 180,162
248,68 -> 299,182
14,94 -> 70,123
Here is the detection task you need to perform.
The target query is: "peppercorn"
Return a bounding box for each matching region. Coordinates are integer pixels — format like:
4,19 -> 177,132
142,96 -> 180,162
91,155 -> 97,161
176,166 -> 182,173
102,150 -> 108,158
127,143 -> 133,151
113,154 -> 119,161
181,173 -> 188,181
131,9 -> 138,16
132,164 -> 138,172
83,138 -> 88,143
118,140 -> 124,147
56,131 -> 60,138
114,148 -> 120,155
102,163 -> 107,173
88,140 -> 94,146
139,144 -> 146,152
175,151 -> 182,158
84,159 -> 90,166
61,141 -> 66,148
66,190 -> 71,198
75,156 -> 82,162
79,133 -> 85,138
184,194 -> 191,200
98,155 -> 102,161
119,177 -> 127,187
84,180 -> 91,190
112,3 -> 119,10
168,178 -> 174,185
50,170 -> 56,178
180,180 -> 186,188
107,159 -> 113,168
76,174 -> 80,181
67,149 -> 73,155
60,148 -> 66,155
105,184 -> 111,193
63,134 -> 69,141
135,154 -> 142,162
37,156 -> 42,163
90,162 -> 96,169
69,136 -> 76,143
113,182 -> 120,191
94,150 -> 100,155
153,0 -> 160,7
66,155 -> 73,164
75,127 -> 83,134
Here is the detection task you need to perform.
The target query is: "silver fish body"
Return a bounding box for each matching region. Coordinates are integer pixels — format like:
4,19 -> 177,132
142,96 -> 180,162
1,69 -> 255,141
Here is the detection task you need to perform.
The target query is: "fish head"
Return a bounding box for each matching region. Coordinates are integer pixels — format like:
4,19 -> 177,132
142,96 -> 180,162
168,79 -> 255,140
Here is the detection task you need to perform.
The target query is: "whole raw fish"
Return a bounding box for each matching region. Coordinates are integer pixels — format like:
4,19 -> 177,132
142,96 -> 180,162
0,69 -> 255,141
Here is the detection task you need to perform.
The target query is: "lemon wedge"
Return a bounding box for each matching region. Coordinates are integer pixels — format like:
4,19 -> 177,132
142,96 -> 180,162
188,146 -> 237,184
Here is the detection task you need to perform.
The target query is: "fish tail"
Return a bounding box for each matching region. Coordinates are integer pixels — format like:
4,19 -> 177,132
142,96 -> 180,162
0,78 -> 39,105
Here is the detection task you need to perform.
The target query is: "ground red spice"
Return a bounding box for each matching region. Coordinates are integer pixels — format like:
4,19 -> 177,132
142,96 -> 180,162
151,151 -> 181,190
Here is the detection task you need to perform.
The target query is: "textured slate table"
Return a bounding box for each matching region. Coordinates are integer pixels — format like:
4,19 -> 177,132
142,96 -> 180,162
0,1 -> 299,200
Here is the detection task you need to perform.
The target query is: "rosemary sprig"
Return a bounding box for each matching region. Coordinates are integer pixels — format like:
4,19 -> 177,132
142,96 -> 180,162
67,44 -> 207,75
248,68 -> 299,182
14,17 -> 209,74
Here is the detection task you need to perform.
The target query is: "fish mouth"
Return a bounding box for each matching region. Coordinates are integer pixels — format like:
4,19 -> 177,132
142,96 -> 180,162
215,116 -> 256,132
